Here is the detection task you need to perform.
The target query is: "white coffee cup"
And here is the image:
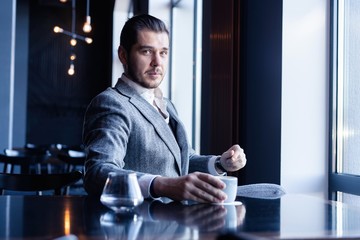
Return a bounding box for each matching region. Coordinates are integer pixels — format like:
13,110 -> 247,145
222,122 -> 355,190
216,175 -> 238,203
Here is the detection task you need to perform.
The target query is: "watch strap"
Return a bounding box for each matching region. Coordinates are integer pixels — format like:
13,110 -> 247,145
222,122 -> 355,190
215,157 -> 226,173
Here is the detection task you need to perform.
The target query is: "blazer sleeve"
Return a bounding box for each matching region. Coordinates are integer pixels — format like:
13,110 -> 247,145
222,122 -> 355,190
82,88 -> 154,195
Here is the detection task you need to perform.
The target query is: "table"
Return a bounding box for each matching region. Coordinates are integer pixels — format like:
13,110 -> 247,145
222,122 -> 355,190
1,194 -> 360,239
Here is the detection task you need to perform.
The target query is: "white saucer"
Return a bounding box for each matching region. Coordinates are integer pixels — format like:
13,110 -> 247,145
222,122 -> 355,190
211,201 -> 242,206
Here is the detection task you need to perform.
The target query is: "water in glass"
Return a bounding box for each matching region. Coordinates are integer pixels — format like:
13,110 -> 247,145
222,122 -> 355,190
100,172 -> 144,212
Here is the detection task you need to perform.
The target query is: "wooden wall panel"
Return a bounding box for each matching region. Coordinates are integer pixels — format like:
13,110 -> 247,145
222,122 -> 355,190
201,0 -> 282,185
201,0 -> 240,155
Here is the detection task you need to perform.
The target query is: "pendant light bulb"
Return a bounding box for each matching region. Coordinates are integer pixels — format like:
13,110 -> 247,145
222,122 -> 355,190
83,16 -> 92,33
68,63 -> 75,76
85,37 -> 93,44
70,53 -> 76,61
70,38 -> 77,46
53,26 -> 63,33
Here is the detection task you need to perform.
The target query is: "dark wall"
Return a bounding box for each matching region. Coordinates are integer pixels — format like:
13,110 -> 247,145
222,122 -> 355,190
239,0 -> 282,184
201,0 -> 282,185
26,0 -> 114,146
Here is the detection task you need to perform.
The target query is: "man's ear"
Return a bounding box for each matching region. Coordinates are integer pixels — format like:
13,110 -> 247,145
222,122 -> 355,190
118,46 -> 127,65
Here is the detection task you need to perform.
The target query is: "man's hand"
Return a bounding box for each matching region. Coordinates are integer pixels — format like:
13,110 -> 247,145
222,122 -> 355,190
152,172 -> 227,203
220,144 -> 246,172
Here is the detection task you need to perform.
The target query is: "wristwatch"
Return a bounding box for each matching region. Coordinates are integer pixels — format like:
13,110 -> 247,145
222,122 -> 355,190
215,157 -> 227,173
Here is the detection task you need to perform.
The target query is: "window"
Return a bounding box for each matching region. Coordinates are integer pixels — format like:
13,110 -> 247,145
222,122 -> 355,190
330,0 -> 360,203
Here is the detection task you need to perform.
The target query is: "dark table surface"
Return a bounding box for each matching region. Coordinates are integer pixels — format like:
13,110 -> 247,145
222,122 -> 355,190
1,193 -> 360,239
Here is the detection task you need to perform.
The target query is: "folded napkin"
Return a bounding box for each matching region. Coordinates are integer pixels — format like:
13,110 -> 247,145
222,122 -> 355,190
237,183 -> 286,199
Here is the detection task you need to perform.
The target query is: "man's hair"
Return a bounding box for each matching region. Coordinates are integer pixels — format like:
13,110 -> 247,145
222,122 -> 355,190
120,14 -> 169,53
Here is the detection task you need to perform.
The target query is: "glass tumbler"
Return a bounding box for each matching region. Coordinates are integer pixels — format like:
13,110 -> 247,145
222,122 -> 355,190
100,172 -> 144,213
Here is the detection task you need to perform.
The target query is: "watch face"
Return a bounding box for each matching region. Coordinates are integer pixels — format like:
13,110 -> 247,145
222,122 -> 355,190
216,159 -> 226,173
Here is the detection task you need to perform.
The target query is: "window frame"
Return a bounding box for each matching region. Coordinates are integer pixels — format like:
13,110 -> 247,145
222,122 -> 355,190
329,0 -> 360,200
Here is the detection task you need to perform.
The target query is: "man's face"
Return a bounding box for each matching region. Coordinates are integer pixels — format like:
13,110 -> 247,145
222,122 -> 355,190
121,30 -> 169,89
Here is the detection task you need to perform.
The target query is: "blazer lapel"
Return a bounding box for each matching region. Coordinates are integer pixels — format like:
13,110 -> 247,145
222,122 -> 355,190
114,80 -> 182,175
167,106 -> 188,153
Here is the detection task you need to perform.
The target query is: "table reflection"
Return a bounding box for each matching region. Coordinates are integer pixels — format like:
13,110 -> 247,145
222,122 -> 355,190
100,211 -> 143,240
97,200 -> 246,239
2,194 -> 360,239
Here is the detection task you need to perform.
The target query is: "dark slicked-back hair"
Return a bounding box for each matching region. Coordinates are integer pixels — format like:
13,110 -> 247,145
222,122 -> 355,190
120,14 -> 169,53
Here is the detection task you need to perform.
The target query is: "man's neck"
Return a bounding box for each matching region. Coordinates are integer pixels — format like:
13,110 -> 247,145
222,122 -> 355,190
121,73 -> 154,95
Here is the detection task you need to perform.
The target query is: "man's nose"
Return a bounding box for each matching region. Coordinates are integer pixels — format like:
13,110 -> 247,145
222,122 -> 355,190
150,53 -> 161,67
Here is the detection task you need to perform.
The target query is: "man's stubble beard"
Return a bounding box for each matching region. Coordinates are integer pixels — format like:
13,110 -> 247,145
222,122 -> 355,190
127,64 -> 163,89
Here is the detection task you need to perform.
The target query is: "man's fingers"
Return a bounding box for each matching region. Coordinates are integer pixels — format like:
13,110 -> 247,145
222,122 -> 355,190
222,149 -> 234,159
190,173 -> 227,203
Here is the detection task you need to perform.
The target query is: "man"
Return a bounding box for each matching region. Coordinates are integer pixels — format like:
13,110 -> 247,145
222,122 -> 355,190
83,14 -> 246,203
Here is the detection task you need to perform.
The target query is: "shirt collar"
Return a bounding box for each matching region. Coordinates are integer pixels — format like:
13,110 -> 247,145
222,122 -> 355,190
120,74 -> 169,122
121,73 -> 155,105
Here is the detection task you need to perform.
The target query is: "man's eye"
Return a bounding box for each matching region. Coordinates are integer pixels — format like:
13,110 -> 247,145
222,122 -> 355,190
160,51 -> 168,57
142,50 -> 152,55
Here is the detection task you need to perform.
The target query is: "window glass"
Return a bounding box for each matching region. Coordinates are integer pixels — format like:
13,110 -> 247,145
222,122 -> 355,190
338,192 -> 360,208
337,0 -> 360,175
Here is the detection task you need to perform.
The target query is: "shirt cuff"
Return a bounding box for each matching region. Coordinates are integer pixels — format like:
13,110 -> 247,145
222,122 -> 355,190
138,174 -> 161,199
208,156 -> 224,175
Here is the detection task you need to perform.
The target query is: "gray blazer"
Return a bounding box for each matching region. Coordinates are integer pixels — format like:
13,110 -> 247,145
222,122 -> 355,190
83,79 -> 212,195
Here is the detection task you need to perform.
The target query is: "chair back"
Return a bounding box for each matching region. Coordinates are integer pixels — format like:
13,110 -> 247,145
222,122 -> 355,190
0,150 -> 49,174
57,149 -> 86,172
0,170 -> 83,195
24,143 -> 51,155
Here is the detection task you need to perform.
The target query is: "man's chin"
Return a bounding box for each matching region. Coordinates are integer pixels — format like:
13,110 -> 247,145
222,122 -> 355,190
144,78 -> 162,88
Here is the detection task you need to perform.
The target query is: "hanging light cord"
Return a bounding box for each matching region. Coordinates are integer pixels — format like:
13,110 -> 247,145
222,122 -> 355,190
86,0 -> 90,17
71,0 -> 76,34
